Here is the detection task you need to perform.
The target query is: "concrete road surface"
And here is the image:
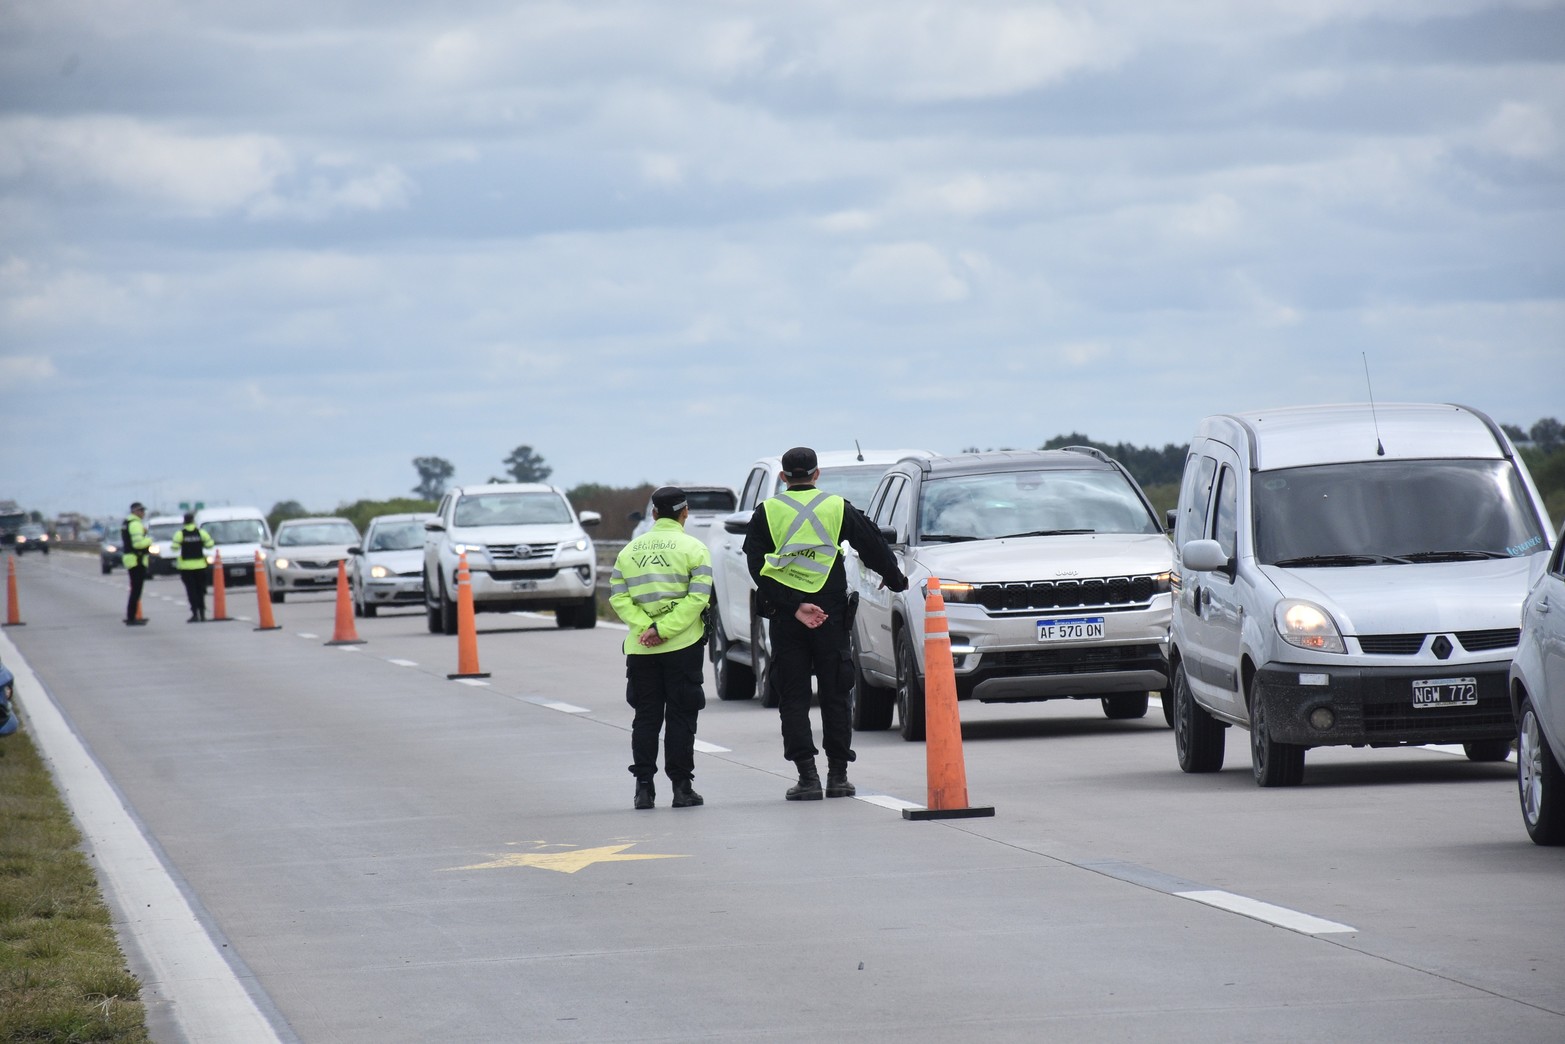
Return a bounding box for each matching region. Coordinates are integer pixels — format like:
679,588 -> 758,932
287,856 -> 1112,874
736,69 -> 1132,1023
4,551 -> 1563,1042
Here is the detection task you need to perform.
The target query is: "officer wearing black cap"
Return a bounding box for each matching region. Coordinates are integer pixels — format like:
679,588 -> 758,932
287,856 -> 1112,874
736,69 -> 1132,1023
744,447 -> 908,800
609,486 -> 715,810
122,501 -> 152,625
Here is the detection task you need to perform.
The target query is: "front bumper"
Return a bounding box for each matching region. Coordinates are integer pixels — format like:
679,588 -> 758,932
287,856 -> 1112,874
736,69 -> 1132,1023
364,574 -> 424,605
273,565 -> 342,592
1253,661 -> 1515,747
463,561 -> 595,610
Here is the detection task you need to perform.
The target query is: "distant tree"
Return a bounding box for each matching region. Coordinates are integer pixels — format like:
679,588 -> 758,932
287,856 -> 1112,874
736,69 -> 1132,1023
1530,417 -> 1563,453
268,500 -> 310,532
412,456 -> 455,500
333,497 -> 438,537
568,482 -> 656,541
1502,423 -> 1529,443
494,444 -> 552,484
1039,433 -> 1188,488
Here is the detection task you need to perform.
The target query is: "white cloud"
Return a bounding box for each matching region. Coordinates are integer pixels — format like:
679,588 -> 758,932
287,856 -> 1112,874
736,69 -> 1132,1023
844,242 -> 971,305
1475,101 -> 1558,159
0,355 -> 57,386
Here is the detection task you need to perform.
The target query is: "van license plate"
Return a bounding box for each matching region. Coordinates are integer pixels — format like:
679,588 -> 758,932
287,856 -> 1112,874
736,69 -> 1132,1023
228,566 -> 246,578
511,580 -> 536,591
1412,677 -> 1477,708
1037,617 -> 1104,641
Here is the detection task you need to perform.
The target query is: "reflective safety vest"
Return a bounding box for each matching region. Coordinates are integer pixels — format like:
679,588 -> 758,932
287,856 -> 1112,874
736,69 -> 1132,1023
174,524 -> 215,571
759,489 -> 844,594
121,515 -> 151,569
608,518 -> 714,655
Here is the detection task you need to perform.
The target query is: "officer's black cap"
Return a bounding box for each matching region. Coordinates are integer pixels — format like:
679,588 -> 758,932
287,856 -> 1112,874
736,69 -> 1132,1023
781,446 -> 817,480
651,486 -> 688,515
130,501 -> 145,512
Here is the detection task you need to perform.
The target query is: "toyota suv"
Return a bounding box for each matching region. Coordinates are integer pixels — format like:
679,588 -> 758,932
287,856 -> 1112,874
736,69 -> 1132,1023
1170,403 -> 1554,787
422,483 -> 601,634
710,448 -> 933,704
850,449 -> 1173,740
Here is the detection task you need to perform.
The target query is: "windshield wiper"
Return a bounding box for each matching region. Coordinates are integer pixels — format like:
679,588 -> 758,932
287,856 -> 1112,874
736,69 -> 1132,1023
1396,549 -> 1510,562
996,529 -> 1096,539
1272,553 -> 1410,567
920,533 -> 980,543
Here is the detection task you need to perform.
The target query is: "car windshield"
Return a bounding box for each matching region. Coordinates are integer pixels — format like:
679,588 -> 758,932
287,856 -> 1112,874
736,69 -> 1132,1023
368,521 -> 427,551
205,519 -> 267,544
278,522 -> 360,547
454,493 -> 572,527
774,464 -> 891,509
148,523 -> 182,540
918,468 -> 1161,541
686,489 -> 737,513
1253,459 -> 1547,565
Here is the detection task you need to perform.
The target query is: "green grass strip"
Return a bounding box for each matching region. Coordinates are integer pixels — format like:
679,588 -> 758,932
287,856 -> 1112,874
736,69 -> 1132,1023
0,726 -> 150,1042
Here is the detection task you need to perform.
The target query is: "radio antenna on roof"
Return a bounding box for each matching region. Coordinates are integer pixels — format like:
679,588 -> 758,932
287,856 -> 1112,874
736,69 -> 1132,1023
855,439 -> 864,462
1362,352 -> 1386,457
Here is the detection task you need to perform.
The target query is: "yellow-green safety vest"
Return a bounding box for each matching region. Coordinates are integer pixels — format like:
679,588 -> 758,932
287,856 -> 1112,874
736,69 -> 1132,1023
121,515 -> 151,569
608,518 -> 714,655
174,524 -> 216,571
759,489 -> 845,594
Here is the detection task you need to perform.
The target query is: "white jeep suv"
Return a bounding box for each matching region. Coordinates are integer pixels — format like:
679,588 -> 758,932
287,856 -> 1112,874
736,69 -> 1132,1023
422,483 -> 601,634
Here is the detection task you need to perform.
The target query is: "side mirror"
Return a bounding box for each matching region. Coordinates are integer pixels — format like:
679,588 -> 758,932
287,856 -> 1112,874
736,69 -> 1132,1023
628,511 -> 644,523
723,510 -> 750,535
1182,539 -> 1230,573
579,511 -> 602,528
424,520 -> 445,532
879,524 -> 900,545
347,546 -> 362,555
1165,509 -> 1177,533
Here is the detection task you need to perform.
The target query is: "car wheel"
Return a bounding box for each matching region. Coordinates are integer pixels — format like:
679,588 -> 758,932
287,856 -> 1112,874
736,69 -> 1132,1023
1519,697 -> 1565,846
1158,689 -> 1175,728
752,609 -> 777,709
270,588 -> 284,604
573,596 -> 597,629
352,584 -> 363,617
1174,662 -> 1224,773
1101,692 -> 1149,720
851,630 -> 894,731
712,612 -> 755,701
101,562 -> 112,575
895,630 -> 926,742
1463,739 -> 1512,763
424,570 -> 442,635
440,576 -> 458,636
1249,687 -> 1305,787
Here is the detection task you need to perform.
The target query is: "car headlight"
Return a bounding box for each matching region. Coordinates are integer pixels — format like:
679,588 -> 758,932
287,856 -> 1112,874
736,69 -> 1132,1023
370,565 -> 391,579
936,581 -> 977,603
274,557 -> 291,570
149,542 -> 163,555
572,537 -> 589,552
451,542 -> 488,557
1275,600 -> 1345,654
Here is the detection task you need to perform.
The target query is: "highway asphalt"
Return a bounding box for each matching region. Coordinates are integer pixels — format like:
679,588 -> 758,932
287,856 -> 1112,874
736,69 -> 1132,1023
4,551 -> 1563,1042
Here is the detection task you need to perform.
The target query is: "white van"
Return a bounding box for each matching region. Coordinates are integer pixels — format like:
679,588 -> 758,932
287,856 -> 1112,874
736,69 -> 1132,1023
1169,403 -> 1554,786
195,506 -> 273,587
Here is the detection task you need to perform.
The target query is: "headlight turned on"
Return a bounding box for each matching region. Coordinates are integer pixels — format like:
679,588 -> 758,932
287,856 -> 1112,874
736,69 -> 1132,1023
1275,599 -> 1346,654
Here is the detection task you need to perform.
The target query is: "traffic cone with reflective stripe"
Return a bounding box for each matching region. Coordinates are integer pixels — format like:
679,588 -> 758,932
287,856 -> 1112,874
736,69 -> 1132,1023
253,551 -> 281,631
209,551 -> 232,622
447,552 -> 489,679
325,560 -> 365,646
3,554 -> 23,627
903,577 -> 994,821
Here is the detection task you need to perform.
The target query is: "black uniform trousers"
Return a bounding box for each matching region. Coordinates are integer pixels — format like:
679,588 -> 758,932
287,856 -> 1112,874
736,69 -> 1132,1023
125,564 -> 146,622
179,567 -> 208,616
626,642 -> 706,784
771,609 -> 855,766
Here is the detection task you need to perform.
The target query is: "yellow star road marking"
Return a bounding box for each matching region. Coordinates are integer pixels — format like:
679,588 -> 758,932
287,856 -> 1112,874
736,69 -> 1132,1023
448,843 -> 688,875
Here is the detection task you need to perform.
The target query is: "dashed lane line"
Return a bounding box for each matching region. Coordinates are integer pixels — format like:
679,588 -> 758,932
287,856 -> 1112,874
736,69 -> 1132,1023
387,659 -> 418,667
1177,889 -> 1358,934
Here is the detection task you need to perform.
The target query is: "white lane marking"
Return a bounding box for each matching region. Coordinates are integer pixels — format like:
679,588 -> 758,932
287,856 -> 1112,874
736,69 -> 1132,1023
296,632 -> 318,639
527,698 -> 591,714
233,615 -> 252,622
335,646 -> 362,654
857,794 -> 925,812
1176,889 -> 1357,935
0,632 -> 284,1043
388,659 -> 418,668
692,739 -> 730,753
454,678 -> 490,687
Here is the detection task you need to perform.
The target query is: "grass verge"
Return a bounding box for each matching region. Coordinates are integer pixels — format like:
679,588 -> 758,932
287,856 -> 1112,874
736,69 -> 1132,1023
0,726 -> 150,1042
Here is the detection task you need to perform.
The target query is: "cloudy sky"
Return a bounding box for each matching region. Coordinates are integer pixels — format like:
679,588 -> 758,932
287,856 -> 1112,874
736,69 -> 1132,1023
3,1 -> 1562,522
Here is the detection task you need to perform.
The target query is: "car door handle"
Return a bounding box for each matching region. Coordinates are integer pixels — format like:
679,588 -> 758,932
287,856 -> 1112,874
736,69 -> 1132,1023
1539,597 -> 1551,613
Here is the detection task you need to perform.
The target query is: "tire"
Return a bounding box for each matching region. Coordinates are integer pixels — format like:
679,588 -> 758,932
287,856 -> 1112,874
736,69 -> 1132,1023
270,589 -> 284,604
895,630 -> 926,742
1159,689 -> 1175,728
574,596 -> 597,629
425,570 -> 442,635
1102,692 -> 1149,720
752,609 -> 777,709
352,586 -> 363,618
440,576 -> 458,636
1518,697 -> 1565,846
361,598 -> 377,619
1463,739 -> 1512,763
851,630 -> 895,731
1249,686 -> 1305,787
101,562 -> 112,575
712,612 -> 755,700
1174,662 -> 1224,773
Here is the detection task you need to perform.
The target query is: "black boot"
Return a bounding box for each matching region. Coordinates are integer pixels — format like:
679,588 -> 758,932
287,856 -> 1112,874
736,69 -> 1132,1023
825,759 -> 856,798
634,780 -> 655,810
197,606 -> 206,622
785,758 -> 823,801
671,781 -> 704,808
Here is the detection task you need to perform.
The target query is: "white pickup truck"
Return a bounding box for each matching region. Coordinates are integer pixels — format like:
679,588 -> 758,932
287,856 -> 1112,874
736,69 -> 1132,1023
707,448 -> 933,704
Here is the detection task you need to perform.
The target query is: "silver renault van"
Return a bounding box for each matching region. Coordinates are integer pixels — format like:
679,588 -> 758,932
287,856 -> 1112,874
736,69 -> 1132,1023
1169,403 -> 1554,786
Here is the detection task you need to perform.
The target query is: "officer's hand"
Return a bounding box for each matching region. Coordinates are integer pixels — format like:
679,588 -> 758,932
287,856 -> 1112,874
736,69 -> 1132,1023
885,574 -> 909,593
639,627 -> 664,647
795,603 -> 828,629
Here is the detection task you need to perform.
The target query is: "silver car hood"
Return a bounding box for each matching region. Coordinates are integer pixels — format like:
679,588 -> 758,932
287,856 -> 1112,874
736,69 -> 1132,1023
364,548 -> 424,572
1258,557 -> 1538,634
449,523 -> 582,547
911,533 -> 1173,582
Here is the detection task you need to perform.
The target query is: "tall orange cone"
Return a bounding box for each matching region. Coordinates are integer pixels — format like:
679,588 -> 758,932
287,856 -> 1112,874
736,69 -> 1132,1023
447,552 -> 489,680
252,550 -> 282,631
3,554 -> 23,627
325,560 -> 365,646
209,551 -> 232,622
903,578 -> 994,821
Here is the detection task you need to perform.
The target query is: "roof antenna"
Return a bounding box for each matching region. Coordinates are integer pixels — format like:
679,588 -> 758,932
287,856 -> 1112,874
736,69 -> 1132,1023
1362,352 -> 1386,457
854,439 -> 864,462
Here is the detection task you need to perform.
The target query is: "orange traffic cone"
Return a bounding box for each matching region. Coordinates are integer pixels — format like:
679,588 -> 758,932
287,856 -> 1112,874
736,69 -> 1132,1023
325,560 -> 365,646
447,552 -> 489,680
3,554 -> 23,627
209,551 -> 232,622
252,550 -> 282,632
903,577 -> 994,821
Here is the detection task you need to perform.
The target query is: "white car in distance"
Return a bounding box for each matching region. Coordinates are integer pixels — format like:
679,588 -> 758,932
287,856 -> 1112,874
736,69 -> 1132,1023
267,517 -> 362,603
349,513 -> 437,617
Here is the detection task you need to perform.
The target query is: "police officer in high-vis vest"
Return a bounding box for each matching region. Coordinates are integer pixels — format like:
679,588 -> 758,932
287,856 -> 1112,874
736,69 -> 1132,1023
609,486 -> 715,811
744,447 -> 908,800
173,512 -> 216,622
122,501 -> 152,626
